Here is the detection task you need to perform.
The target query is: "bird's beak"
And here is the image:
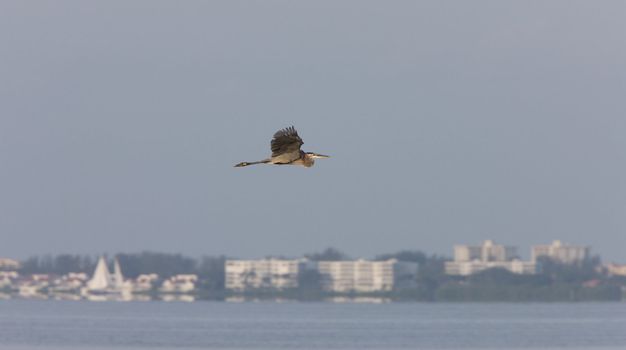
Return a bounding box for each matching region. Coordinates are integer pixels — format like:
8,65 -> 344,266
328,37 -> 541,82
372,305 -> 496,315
313,154 -> 330,159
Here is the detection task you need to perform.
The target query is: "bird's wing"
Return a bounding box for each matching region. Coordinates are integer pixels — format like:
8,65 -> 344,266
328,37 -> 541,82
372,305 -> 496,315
270,126 -> 304,161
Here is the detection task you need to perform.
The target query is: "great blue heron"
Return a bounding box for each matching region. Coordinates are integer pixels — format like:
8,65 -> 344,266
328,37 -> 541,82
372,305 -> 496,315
235,126 -> 329,168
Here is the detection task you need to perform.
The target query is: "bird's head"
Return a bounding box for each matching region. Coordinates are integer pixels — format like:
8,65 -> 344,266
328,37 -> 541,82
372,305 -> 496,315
305,152 -> 330,159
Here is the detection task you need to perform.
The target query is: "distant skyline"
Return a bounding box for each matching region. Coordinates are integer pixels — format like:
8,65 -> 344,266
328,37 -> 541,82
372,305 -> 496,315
1,1 -> 625,261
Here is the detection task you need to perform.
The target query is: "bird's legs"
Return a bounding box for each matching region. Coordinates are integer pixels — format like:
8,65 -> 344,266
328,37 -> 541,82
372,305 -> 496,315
234,159 -> 270,167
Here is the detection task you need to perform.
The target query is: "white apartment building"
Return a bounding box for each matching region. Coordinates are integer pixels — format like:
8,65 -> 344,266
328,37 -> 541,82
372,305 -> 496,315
445,240 -> 537,276
531,240 -> 590,264
317,259 -> 418,293
225,259 -> 313,291
445,259 -> 537,276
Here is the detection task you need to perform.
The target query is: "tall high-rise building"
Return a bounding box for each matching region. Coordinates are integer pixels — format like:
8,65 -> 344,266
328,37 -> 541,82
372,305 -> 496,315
531,240 -> 590,264
453,240 -> 518,262
445,240 -> 536,276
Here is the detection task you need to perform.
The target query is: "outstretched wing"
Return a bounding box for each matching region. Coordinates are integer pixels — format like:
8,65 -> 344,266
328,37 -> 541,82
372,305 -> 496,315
270,126 -> 304,162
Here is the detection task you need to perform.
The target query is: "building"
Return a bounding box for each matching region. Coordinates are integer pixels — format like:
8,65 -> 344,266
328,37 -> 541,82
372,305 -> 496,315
453,240 -> 518,262
445,259 -> 537,276
161,274 -> 198,293
16,274 -> 51,298
445,240 -> 537,276
531,240 -> 590,264
0,258 -> 20,270
605,263 -> 626,277
0,271 -> 19,288
133,274 -> 159,292
317,259 -> 418,293
225,259 -> 314,291
50,273 -> 88,293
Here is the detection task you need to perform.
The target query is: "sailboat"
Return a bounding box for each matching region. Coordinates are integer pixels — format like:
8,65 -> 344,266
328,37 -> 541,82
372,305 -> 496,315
86,256 -> 112,291
111,258 -> 131,290
83,256 -> 132,299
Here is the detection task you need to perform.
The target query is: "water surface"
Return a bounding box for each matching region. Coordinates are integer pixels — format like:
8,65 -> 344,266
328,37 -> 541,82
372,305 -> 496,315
1,300 -> 625,349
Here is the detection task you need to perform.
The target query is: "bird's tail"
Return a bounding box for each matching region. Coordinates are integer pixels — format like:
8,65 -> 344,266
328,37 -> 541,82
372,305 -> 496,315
234,159 -> 270,167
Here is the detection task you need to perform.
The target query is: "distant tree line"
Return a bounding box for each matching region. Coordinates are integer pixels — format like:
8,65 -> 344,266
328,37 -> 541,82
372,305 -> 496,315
15,249 -> 625,301
298,250 -> 622,302
408,255 -> 622,302
304,247 -> 350,261
20,255 -> 96,275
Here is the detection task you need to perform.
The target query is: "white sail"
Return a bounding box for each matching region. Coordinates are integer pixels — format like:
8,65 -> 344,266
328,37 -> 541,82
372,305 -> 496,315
87,256 -> 112,291
112,258 -> 125,289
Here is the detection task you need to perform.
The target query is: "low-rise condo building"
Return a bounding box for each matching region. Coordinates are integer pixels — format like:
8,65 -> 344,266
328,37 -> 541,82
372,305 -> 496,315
317,259 -> 418,292
225,259 -> 315,291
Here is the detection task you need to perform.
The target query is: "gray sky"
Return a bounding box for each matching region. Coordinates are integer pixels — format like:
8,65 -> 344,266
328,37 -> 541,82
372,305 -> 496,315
1,1 -> 625,261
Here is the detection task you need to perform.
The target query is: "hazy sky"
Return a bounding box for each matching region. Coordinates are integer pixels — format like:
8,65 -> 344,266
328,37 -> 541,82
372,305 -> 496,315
1,1 -> 625,261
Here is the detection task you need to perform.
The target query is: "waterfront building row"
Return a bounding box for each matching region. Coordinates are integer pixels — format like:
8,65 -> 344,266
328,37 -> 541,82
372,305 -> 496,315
0,257 -> 198,299
225,258 -> 418,293
445,240 -> 591,276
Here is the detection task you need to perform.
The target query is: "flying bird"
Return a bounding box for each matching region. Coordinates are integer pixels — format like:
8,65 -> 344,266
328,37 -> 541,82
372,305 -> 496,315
235,126 -> 329,168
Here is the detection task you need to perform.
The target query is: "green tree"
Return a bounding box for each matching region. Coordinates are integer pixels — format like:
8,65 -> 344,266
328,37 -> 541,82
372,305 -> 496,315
19,254 -> 94,275
298,269 -> 323,291
375,251 -> 427,264
196,255 -> 226,291
537,256 -> 603,284
305,247 -> 349,261
115,252 -> 196,278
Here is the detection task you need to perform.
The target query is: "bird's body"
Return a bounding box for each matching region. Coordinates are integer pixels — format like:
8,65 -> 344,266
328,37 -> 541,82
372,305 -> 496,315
235,126 -> 329,168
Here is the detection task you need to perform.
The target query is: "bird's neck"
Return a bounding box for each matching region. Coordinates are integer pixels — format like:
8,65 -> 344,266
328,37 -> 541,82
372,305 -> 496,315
303,154 -> 315,167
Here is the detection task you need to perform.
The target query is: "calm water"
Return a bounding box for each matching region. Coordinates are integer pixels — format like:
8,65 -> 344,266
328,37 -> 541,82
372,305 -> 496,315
1,300 -> 625,349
